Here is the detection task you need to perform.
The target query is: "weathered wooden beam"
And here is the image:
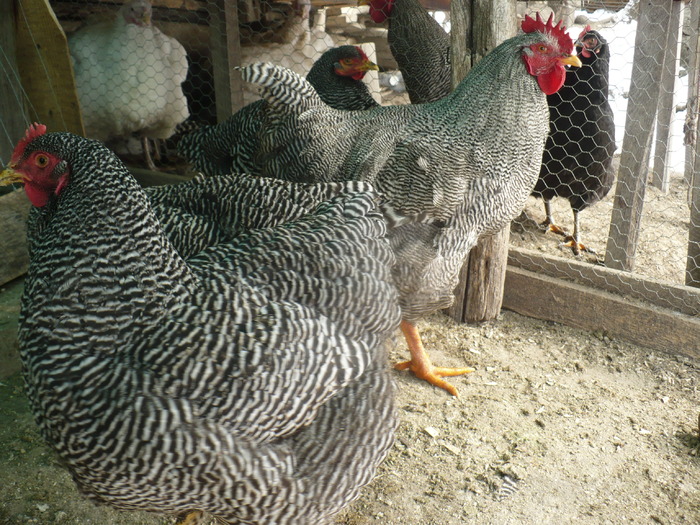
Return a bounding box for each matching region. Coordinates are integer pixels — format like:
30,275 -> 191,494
0,1 -> 27,164
684,0 -> 700,288
650,0 -> 682,192
14,0 -> 84,135
209,0 -> 244,122
684,0 -> 700,184
509,246 -> 700,317
447,0 -> 517,324
605,0 -> 672,271
503,266 -> 700,361
0,190 -> 30,287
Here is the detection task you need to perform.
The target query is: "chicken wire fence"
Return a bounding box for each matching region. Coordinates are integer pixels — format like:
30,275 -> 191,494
0,0 -> 698,315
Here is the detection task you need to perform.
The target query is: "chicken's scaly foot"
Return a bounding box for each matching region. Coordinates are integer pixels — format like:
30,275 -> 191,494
561,236 -> 596,256
540,219 -> 570,238
395,320 -> 474,397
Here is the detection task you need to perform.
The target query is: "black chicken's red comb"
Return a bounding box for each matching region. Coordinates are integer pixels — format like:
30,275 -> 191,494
12,123 -> 47,164
522,13 -> 573,53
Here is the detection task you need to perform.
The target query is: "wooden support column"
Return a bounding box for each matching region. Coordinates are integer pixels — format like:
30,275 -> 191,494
14,0 -> 83,135
209,0 -> 244,122
686,0 -> 700,288
0,1 -> 26,163
651,0 -> 683,192
684,0 -> 700,184
446,0 -> 516,324
605,0 -> 672,272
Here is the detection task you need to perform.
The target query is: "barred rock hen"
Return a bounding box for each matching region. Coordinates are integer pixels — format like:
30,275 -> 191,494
243,14 -> 581,396
532,27 -> 616,255
364,0 -> 451,104
178,45 -> 379,176
68,0 -> 189,170
2,124 -> 400,524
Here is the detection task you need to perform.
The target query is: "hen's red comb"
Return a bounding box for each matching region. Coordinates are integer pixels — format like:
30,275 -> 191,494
355,46 -> 370,62
522,13 -> 573,53
578,25 -> 592,40
11,123 -> 47,164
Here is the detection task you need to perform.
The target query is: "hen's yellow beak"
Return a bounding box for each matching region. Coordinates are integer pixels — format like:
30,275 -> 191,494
0,165 -> 24,186
559,54 -> 583,68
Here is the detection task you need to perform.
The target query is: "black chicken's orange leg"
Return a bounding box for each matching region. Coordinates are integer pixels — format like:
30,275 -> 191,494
540,199 -> 570,237
394,320 -> 474,396
561,210 -> 597,256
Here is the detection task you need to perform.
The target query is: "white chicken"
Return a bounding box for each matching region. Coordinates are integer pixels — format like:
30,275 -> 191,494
68,0 -> 189,170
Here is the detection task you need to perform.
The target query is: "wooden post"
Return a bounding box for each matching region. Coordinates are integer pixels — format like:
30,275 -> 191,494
684,0 -> 700,185
605,0 -> 672,272
0,1 -> 27,163
13,0 -> 84,135
446,0 -> 516,324
684,0 -> 700,287
651,0 -> 683,192
209,0 -> 244,122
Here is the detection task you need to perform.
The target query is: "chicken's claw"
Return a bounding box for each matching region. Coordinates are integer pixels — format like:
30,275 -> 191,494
397,320 -> 474,397
394,359 -> 475,397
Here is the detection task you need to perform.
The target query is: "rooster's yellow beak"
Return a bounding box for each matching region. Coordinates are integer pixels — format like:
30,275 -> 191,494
0,165 -> 24,186
559,54 -> 583,68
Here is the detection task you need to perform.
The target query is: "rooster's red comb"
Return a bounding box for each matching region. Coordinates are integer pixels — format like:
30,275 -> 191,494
12,123 -> 47,164
522,13 -> 573,53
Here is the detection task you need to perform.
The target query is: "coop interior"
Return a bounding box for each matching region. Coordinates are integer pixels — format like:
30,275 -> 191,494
2,0 -> 698,354
0,0 -> 699,523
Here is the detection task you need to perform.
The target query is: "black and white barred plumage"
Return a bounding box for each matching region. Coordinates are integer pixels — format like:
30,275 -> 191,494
242,29 -> 556,322
177,45 -> 378,176
16,131 -> 399,524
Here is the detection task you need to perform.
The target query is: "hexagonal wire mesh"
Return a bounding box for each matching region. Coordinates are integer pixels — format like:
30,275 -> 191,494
0,0 -> 698,313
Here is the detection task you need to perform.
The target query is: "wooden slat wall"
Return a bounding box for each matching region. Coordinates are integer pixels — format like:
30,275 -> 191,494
15,0 -> 84,135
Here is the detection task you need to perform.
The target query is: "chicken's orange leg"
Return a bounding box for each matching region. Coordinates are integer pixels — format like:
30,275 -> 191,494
394,320 -> 474,396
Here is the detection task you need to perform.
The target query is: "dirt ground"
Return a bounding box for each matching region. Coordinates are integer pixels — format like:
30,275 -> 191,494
0,271 -> 698,525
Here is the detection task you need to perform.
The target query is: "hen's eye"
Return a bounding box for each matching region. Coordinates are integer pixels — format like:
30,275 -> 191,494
36,155 -> 49,167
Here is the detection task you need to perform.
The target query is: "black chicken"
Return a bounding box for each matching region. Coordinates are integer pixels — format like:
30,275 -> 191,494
532,26 -> 616,255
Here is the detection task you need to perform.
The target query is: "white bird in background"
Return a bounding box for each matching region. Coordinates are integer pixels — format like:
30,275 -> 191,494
68,0 -> 189,170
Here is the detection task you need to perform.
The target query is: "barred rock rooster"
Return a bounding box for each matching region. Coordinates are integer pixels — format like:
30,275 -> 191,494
177,45 -> 379,176
364,0 -> 451,104
2,124 -> 400,524
242,14 -> 582,396
68,0 -> 189,170
532,27 -> 616,255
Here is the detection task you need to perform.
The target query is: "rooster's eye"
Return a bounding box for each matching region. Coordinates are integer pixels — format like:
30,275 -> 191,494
538,45 -> 548,53
36,155 -> 49,167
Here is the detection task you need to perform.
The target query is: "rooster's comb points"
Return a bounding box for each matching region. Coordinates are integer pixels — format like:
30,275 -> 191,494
12,123 -> 47,163
522,13 -> 573,53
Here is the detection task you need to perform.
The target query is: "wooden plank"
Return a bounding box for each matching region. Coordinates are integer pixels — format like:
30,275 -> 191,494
0,190 -> 30,287
209,0 -> 244,122
14,0 -> 84,135
447,0 -> 517,324
0,1 -> 27,164
605,0 -> 671,271
509,246 -> 700,317
650,0 -> 682,192
503,266 -> 700,361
